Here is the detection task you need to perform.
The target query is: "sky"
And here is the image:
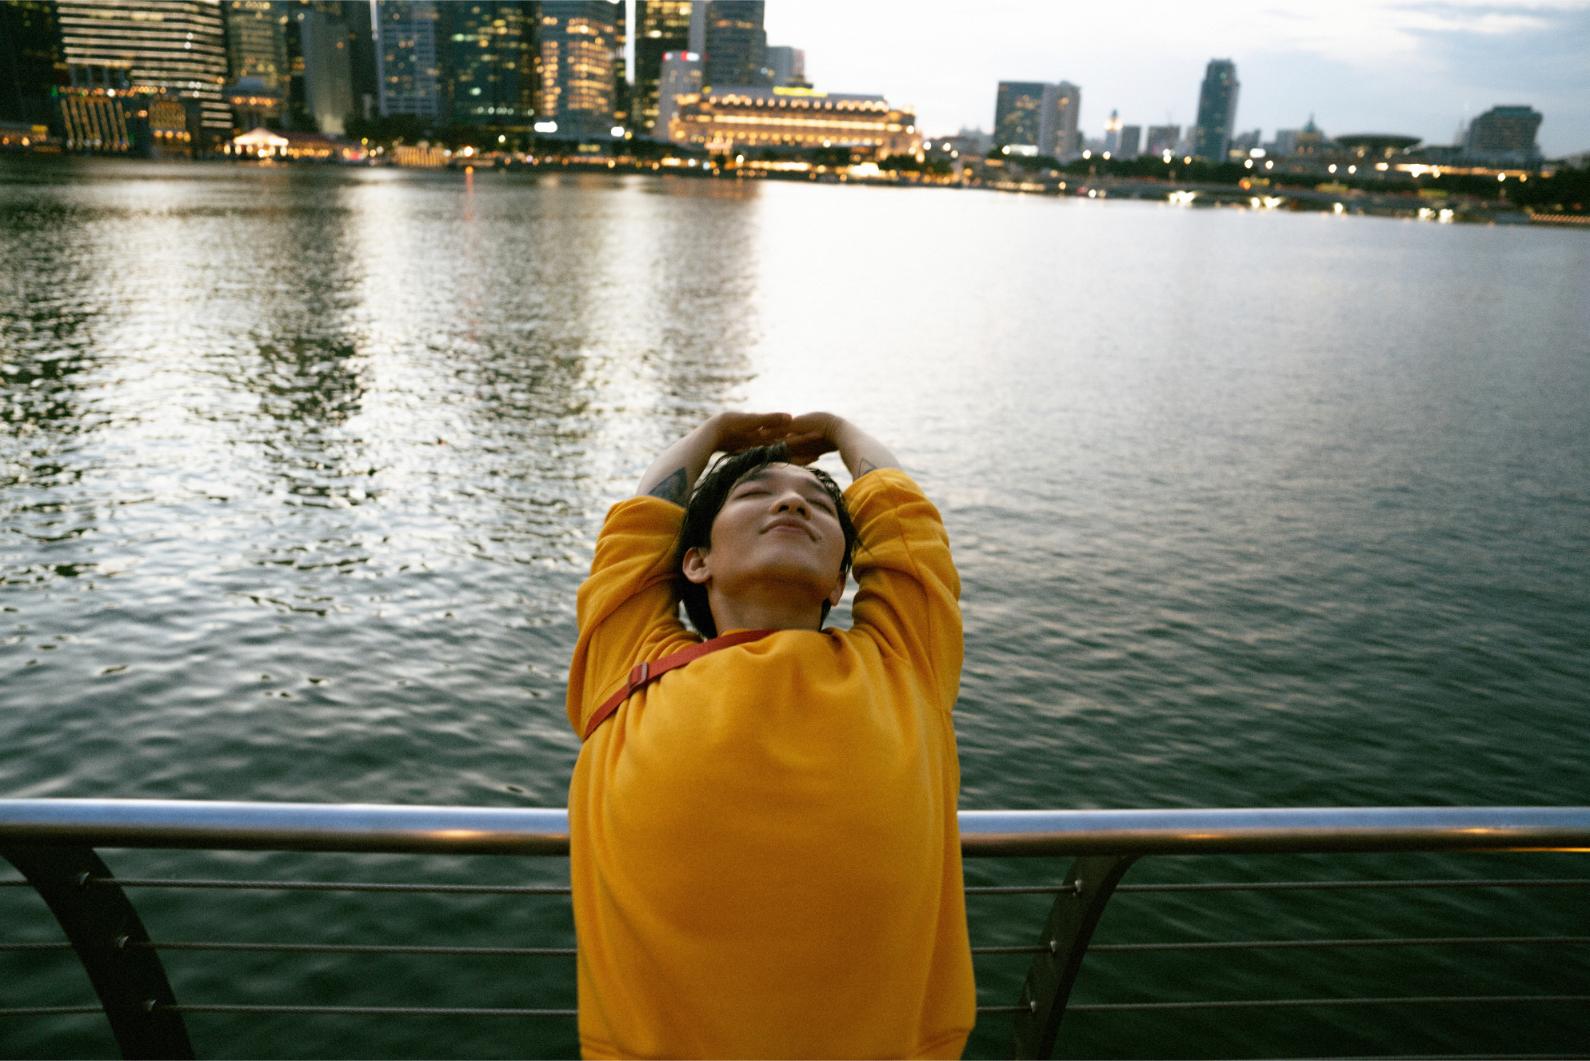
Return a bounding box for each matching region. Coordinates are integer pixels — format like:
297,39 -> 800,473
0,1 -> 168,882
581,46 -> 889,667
758,0 -> 1590,157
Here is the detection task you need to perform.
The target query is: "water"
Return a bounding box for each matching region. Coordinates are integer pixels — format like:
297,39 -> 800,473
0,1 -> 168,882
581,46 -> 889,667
3,157 -> 1588,1057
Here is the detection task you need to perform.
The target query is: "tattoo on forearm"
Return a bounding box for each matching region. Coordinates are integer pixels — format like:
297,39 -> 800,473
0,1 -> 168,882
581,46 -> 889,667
647,468 -> 689,504
855,459 -> 879,479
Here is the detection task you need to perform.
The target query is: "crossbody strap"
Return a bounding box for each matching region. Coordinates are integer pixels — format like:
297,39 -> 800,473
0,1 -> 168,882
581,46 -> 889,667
582,629 -> 774,741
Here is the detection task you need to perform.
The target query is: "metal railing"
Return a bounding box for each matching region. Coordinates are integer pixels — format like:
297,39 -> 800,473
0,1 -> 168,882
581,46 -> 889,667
3,800 -> 1587,1059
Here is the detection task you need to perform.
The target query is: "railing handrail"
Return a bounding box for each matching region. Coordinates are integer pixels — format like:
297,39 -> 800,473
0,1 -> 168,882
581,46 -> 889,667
3,799 -> 1588,856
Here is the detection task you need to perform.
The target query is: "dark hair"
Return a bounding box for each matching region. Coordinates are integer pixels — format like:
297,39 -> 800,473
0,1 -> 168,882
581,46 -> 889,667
674,443 -> 857,638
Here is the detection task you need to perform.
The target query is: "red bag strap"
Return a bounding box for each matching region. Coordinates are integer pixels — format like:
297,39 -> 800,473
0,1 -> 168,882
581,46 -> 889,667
582,629 -> 774,741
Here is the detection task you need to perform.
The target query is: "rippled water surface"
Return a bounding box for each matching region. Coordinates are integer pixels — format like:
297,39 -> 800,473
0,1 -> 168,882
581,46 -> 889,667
3,158 -> 1588,1057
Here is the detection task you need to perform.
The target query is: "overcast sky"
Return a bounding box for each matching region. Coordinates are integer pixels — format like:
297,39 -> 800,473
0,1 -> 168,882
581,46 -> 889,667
758,0 -> 1590,157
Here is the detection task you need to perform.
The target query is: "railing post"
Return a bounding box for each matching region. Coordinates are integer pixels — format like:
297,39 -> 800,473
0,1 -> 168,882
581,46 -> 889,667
2,844 -> 194,1059
1012,854 -> 1136,1059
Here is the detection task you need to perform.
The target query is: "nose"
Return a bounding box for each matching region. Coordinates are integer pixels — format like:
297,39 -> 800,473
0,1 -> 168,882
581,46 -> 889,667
772,490 -> 810,517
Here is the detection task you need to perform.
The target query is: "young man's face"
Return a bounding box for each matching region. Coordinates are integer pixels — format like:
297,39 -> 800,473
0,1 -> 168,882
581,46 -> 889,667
684,463 -> 847,611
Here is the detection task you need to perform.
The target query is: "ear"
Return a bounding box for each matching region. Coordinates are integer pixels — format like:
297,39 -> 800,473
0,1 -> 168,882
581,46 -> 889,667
826,570 -> 846,609
682,546 -> 712,586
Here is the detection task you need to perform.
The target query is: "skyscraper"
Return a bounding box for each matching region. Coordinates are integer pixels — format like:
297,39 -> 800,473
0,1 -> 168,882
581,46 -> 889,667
534,0 -> 622,138
0,1 -> 66,128
994,80 -> 1079,158
1042,81 -> 1081,159
376,0 -> 441,120
290,5 -> 355,135
635,1 -> 693,137
1192,58 -> 1239,160
56,1 -> 231,137
993,81 -> 1045,151
440,2 -> 537,129
341,1 -> 379,122
1465,105 -> 1543,163
224,1 -> 288,92
703,1 -> 768,87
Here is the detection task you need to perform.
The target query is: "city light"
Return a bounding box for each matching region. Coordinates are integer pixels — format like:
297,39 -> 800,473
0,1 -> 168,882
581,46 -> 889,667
1162,150 -> 1173,163
533,121 -> 558,134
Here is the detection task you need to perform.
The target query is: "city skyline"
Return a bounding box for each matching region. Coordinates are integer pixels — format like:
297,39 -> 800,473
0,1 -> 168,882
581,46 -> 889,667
760,0 -> 1590,157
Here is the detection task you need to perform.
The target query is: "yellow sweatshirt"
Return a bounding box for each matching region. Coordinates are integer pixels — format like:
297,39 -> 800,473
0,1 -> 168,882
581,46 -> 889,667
566,469 -> 974,1059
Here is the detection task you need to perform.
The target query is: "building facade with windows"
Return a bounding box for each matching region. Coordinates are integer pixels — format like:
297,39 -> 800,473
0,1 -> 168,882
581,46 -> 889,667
534,0 -> 623,139
1465,105 -> 1543,164
993,79 -> 1080,159
376,0 -> 441,120
440,1 -> 537,129
702,0 -> 768,88
669,85 -> 918,157
1192,58 -> 1239,160
634,1 -> 693,137
56,1 -> 231,141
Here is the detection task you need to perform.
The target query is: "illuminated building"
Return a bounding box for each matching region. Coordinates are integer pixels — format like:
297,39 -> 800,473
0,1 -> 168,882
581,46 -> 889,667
440,2 -> 538,129
534,0 -> 623,140
227,77 -> 283,130
703,1 -> 769,87
1336,133 -> 1420,161
0,1 -> 67,129
375,0 -> 441,120
1117,124 -> 1141,159
993,81 -> 1043,151
993,79 -> 1080,158
1144,123 -> 1179,156
1465,105 -> 1543,164
56,61 -> 191,156
669,86 -> 919,157
56,1 -> 231,140
1192,58 -> 1239,160
634,1 -> 693,137
655,51 -> 702,143
225,1 -> 287,91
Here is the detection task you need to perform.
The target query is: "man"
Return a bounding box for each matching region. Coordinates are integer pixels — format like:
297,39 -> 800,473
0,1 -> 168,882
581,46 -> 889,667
566,411 -> 973,1058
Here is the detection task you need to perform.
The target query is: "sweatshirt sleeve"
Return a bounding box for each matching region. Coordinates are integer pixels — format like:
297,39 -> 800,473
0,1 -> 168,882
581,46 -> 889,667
844,469 -> 963,712
566,496 -> 693,736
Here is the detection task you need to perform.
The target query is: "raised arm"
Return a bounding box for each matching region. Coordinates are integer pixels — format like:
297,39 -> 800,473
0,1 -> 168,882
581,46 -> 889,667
636,412 -> 796,504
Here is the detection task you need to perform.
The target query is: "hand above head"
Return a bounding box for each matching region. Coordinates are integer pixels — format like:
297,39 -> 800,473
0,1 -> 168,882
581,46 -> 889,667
710,411 -> 795,454
785,412 -> 900,480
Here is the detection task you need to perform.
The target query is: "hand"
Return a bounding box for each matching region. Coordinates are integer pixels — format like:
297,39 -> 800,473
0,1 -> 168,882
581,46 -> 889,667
711,411 -> 794,454
782,411 -> 841,465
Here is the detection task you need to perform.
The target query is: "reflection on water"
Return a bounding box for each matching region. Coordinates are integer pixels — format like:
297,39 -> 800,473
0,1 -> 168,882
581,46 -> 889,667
2,157 -> 1589,1058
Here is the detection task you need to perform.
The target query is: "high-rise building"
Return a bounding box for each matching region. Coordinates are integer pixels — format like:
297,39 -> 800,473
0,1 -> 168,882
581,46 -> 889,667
1465,105 -> 1543,163
655,49 -> 702,142
993,79 -> 1080,158
376,0 -> 441,120
635,1 -> 693,137
1192,58 -> 1239,160
993,81 -> 1043,151
611,0 -> 630,128
1103,109 -> 1121,154
224,1 -> 287,91
534,0 -> 623,139
1117,124 -> 1141,159
766,45 -> 805,87
288,5 -> 355,135
56,1 -> 231,137
340,1 -> 379,122
1043,81 -> 1080,159
1144,123 -> 1180,157
440,2 -> 537,129
703,1 -> 769,87
0,1 -> 67,128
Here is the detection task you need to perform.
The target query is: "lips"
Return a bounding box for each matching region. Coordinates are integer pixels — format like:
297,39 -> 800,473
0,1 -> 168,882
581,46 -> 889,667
762,518 -> 814,540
